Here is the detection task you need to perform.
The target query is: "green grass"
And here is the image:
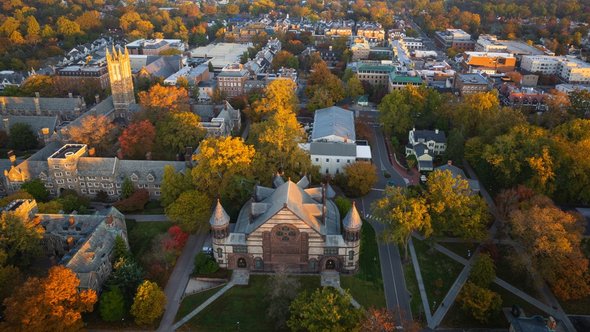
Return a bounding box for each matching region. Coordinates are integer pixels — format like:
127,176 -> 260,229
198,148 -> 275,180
402,256 -> 425,322
180,275 -> 321,331
176,285 -> 226,321
340,222 -> 386,308
439,241 -> 479,260
140,200 -> 165,214
126,220 -> 172,259
413,239 -> 464,314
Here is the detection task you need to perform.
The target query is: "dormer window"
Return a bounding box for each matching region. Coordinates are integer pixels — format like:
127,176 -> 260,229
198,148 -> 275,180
130,174 -> 138,182
147,174 -> 154,182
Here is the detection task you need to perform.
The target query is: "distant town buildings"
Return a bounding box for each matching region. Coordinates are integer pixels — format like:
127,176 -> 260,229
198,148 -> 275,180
454,73 -> 491,96
434,29 -> 475,52
125,38 -> 186,55
217,64 -> 249,97
520,55 -> 590,84
462,52 -> 517,74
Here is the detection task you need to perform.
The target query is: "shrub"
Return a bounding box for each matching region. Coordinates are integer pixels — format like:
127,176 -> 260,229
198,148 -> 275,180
194,252 -> 219,275
334,196 -> 352,218
99,287 -> 126,322
114,189 -> 149,213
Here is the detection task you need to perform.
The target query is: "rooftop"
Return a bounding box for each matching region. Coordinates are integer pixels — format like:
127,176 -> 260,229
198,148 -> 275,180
311,106 -> 356,142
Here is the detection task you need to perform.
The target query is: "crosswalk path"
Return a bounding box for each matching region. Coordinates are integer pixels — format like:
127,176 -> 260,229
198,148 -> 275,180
364,213 -> 384,222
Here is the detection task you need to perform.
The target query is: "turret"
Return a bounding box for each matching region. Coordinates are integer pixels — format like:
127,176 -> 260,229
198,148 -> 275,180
342,201 -> 362,242
210,199 -> 230,239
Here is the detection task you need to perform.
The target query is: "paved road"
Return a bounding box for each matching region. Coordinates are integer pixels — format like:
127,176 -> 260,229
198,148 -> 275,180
158,232 -> 208,332
354,124 -> 413,322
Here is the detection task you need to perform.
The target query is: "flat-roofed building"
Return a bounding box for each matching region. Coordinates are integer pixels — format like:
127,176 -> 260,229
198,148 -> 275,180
434,29 -> 474,52
55,65 -> 110,90
190,43 -> 253,71
126,38 -> 186,55
454,73 -> 491,96
389,73 -> 423,91
463,52 -> 517,74
217,64 -> 249,97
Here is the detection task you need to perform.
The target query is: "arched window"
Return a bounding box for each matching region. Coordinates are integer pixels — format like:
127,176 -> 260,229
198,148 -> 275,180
217,248 -> 223,258
349,250 -> 354,261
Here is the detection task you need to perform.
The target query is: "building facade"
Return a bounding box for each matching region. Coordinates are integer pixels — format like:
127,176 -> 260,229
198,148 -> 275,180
405,128 -> 447,171
106,47 -> 136,114
217,64 -> 249,97
454,73 -> 491,96
520,55 -> 590,84
434,29 -> 474,52
210,177 -> 362,274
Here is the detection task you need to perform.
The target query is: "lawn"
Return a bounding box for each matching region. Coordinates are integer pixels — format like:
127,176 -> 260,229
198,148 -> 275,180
176,285 -> 226,321
341,222 -> 386,308
179,275 -> 321,331
126,219 -> 172,259
402,256 -> 425,322
439,241 -> 479,260
413,238 -> 464,314
441,282 -> 546,328
140,200 -> 165,214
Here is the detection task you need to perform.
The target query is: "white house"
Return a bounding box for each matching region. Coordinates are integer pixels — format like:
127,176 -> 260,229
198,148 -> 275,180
405,128 -> 446,171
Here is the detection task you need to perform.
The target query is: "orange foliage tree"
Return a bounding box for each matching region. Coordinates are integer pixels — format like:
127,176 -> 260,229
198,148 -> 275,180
119,120 -> 156,160
66,114 -> 116,156
361,307 -> 419,332
1,265 -> 97,331
138,84 -> 190,121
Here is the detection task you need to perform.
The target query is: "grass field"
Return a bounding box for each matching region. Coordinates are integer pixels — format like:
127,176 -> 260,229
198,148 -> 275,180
402,256 -> 425,322
413,239 -> 464,314
175,285 -> 226,321
440,241 -> 478,260
126,219 -> 172,259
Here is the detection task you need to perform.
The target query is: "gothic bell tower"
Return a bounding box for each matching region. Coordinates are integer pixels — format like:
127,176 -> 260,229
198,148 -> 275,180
106,46 -> 135,115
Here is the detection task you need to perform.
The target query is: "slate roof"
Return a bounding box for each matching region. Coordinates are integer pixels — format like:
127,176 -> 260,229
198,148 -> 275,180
0,96 -> 83,113
311,106 -> 356,142
413,129 -> 447,143
310,142 -> 357,157
343,201 -> 362,231
5,115 -> 58,134
77,157 -> 117,177
210,199 -> 230,227
116,160 -> 185,182
144,55 -> 183,78
235,180 -> 340,236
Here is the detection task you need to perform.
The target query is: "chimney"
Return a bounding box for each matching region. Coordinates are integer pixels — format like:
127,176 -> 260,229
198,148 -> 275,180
145,151 -> 152,160
2,118 -> 8,133
321,183 -> 327,224
69,216 -> 76,227
435,129 -> 439,134
447,160 -> 452,166
68,92 -> 73,98
7,150 -> 16,166
95,94 -> 100,104
34,94 -> 41,115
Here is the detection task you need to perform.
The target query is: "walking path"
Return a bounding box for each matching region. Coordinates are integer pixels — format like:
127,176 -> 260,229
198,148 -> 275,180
172,281 -> 235,330
157,233 -> 207,332
407,237 -> 433,325
321,271 -> 361,309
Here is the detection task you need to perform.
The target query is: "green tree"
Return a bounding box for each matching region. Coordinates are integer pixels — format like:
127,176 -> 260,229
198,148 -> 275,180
161,165 -> 193,207
122,178 -> 135,199
342,162 -> 378,196
131,280 -> 166,326
378,90 -> 413,139
194,252 -> 219,274
372,187 -> 431,260
112,235 -> 130,262
266,268 -> 301,330
8,123 -> 38,151
346,76 -> 364,99
165,190 -> 212,233
458,282 -> 502,323
156,112 -> 205,154
107,257 -> 144,301
288,287 -> 362,332
20,179 -> 49,202
0,213 -> 43,267
99,287 -> 126,322
469,253 -> 496,287
37,200 -> 63,214
425,170 -> 488,240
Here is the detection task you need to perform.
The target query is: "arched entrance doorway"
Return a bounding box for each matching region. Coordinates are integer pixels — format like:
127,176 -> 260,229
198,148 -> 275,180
325,259 -> 336,270
237,257 -> 247,268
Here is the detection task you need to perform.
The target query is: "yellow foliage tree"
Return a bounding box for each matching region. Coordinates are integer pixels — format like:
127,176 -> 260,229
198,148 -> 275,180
1,265 -> 97,331
130,280 -> 166,325
138,84 -> 190,121
250,78 -> 298,121
66,114 -> 116,155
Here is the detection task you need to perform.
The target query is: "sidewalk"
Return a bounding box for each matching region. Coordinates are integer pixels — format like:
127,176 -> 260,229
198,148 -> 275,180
408,237 -> 433,325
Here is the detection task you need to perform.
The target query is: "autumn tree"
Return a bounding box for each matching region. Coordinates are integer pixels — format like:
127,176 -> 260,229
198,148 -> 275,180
66,115 -> 116,155
165,190 -> 212,233
508,202 -> 590,300
250,78 -> 298,121
458,282 -> 502,323
372,187 -> 431,260
306,61 -> 345,111
155,112 -> 205,156
272,50 -> 299,70
138,84 -> 190,121
19,75 -> 57,97
161,165 -> 194,207
288,287 -> 363,332
119,120 -> 156,159
1,266 -> 97,331
57,17 -> 81,38
425,170 -> 488,240
469,253 -> 496,287
341,162 -> 378,196
192,136 -> 255,197
0,212 -> 43,267
99,287 -> 126,322
360,308 -> 419,332
131,280 -> 166,326
346,76 -> 365,100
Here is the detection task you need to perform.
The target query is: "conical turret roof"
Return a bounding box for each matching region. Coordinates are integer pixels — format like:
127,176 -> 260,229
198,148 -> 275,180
209,199 -> 230,227
343,201 -> 362,231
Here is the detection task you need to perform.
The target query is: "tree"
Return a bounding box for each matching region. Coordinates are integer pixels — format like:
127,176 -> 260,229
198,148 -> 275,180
266,267 -> 301,330
250,79 -> 298,121
161,165 -> 194,207
25,16 -> 41,43
288,287 -> 362,332
20,178 -> 49,202
378,90 -> 413,139
469,253 -> 496,287
122,178 -> 135,199
194,252 -> 219,274
458,282 -> 502,323
155,112 -> 205,154
107,257 -> 144,301
119,120 -> 156,159
0,212 -> 43,267
138,84 -> 190,121
20,75 -> 57,97
114,189 -> 150,213
360,308 -> 419,332
425,170 -> 488,240
1,266 -> 97,331
272,50 -> 299,70
346,76 -> 364,99
192,137 -> 255,197
99,287 -> 126,322
112,235 -> 130,262
56,16 -> 81,37
76,11 -> 102,32
372,187 -> 431,260
165,190 -> 212,233
66,115 -> 115,155
342,162 -> 378,196
8,123 -> 38,150
131,280 -> 166,326
305,61 -> 345,111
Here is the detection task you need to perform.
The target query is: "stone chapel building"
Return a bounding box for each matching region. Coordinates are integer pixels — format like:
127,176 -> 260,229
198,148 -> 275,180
210,176 -> 362,273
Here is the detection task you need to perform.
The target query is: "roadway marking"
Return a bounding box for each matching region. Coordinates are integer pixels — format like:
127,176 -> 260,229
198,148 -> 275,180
371,188 -> 385,192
